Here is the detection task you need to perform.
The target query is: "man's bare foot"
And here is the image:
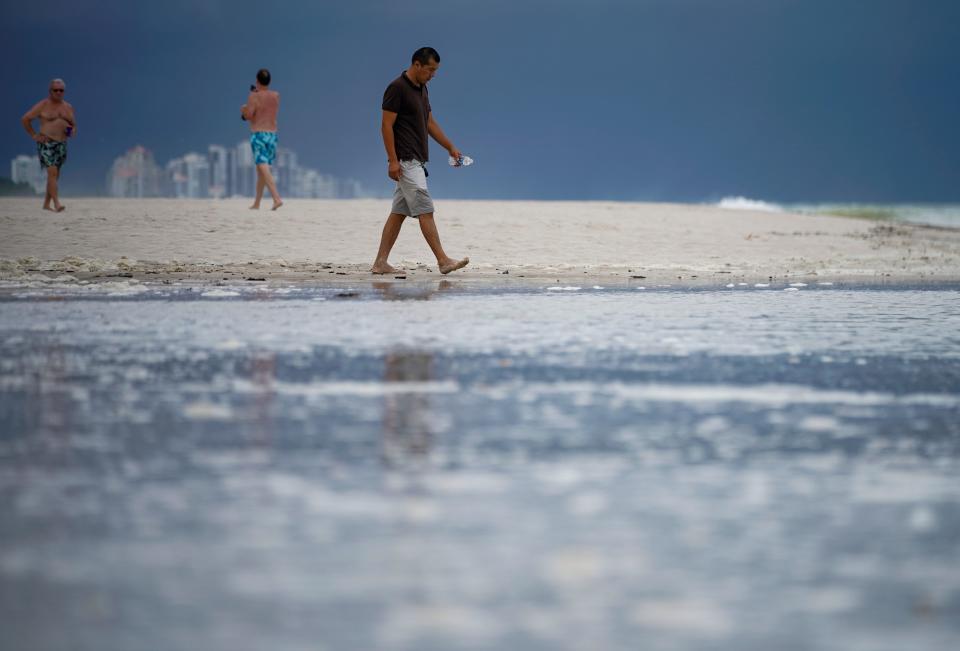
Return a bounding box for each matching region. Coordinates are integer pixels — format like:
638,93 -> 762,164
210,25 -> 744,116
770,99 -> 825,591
249,204 -> 260,210
371,262 -> 400,275
271,201 -> 283,211
43,205 -> 54,212
439,257 -> 469,275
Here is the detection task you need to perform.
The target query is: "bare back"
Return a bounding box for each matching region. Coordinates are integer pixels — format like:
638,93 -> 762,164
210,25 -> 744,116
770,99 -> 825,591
246,89 -> 280,132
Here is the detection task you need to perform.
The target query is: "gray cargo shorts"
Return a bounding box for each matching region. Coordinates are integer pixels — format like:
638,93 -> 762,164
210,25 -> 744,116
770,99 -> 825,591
391,159 -> 434,218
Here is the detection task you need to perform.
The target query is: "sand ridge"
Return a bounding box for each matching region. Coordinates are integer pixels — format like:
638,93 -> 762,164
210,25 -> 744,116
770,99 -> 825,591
1,198 -> 959,285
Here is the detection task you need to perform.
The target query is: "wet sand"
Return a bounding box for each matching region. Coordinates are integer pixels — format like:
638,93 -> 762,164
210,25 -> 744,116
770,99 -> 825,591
2,284 -> 959,650
2,198 -> 960,286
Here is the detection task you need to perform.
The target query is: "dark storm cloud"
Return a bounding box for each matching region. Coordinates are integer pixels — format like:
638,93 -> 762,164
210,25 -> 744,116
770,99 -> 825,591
3,0 -> 959,201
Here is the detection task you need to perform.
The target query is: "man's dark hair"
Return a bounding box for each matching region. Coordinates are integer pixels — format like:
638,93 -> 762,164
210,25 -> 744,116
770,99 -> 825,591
256,68 -> 271,86
411,47 -> 440,66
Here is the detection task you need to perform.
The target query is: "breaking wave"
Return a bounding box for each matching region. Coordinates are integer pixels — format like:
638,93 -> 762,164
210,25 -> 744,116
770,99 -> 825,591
716,196 -> 784,213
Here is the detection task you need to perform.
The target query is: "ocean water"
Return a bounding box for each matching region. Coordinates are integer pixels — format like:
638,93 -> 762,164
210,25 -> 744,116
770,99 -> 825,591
1,281 -> 959,651
717,197 -> 960,228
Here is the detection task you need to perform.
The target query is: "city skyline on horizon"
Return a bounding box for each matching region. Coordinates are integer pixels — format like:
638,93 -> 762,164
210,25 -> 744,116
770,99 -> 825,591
11,141 -> 373,199
11,139 -> 960,208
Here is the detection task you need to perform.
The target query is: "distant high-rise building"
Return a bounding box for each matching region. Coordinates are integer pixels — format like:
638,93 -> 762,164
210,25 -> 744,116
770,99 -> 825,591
166,154 -> 210,198
182,153 -> 210,198
208,145 -> 228,199
274,147 -> 298,198
225,147 -> 236,197
10,155 -> 44,194
107,146 -> 162,198
232,140 -> 256,197
298,169 -> 339,198
165,157 -> 188,198
226,146 -> 238,197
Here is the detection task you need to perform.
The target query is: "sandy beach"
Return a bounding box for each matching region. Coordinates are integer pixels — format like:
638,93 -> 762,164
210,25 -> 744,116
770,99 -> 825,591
2,198 -> 960,285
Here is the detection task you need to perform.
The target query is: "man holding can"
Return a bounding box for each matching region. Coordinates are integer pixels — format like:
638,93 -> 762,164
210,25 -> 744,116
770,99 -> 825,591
21,78 -> 75,212
371,47 -> 469,275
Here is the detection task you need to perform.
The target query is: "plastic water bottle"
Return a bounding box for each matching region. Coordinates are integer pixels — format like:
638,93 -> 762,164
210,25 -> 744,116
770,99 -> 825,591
448,155 -> 473,167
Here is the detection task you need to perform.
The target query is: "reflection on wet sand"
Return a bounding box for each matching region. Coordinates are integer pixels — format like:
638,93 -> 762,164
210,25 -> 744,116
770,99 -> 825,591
382,351 -> 434,468
250,351 -> 275,446
33,343 -> 70,453
372,279 -> 458,301
369,282 -> 457,466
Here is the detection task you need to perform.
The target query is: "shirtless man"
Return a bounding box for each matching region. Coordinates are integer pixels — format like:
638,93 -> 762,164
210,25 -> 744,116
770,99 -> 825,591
371,47 -> 469,275
240,68 -> 283,210
21,79 -> 76,212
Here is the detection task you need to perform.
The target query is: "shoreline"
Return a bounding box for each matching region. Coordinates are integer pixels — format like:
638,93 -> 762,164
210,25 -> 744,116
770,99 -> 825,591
4,262 -> 960,291
3,198 -> 960,287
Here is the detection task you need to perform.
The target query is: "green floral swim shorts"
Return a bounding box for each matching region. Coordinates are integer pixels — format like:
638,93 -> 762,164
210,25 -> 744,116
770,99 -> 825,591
37,141 -> 67,169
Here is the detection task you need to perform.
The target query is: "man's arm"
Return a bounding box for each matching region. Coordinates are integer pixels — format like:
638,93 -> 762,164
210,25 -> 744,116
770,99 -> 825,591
65,102 -> 77,136
241,92 -> 257,121
427,113 -> 461,160
382,110 -> 401,181
21,101 -> 48,142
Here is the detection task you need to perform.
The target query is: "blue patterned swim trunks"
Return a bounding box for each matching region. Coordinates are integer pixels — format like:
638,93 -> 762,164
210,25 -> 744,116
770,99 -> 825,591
37,140 -> 67,169
250,131 -> 278,165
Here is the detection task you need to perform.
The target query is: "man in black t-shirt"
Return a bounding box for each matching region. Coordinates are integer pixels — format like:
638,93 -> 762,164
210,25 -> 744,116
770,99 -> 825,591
371,47 -> 469,275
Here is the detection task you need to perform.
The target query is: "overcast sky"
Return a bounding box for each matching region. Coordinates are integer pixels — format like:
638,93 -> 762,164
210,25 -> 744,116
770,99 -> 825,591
3,0 -> 958,202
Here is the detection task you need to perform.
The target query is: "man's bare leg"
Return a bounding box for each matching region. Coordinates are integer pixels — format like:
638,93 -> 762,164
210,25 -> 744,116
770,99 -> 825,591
371,213 -> 406,274
258,163 -> 283,210
250,168 -> 266,209
417,213 -> 468,274
43,167 -> 64,212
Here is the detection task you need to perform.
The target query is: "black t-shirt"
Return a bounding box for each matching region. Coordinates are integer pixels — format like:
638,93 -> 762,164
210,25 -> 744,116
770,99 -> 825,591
382,73 -> 432,163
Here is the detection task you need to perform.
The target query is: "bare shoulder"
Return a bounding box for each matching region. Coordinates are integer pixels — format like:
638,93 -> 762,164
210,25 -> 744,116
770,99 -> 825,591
22,99 -> 45,119
64,101 -> 75,111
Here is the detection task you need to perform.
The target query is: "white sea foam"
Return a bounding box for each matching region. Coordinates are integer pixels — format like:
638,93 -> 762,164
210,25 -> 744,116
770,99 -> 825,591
182,401 -> 233,420
231,379 -> 460,397
717,196 -> 784,212
7,279 -> 149,298
506,382 -> 960,408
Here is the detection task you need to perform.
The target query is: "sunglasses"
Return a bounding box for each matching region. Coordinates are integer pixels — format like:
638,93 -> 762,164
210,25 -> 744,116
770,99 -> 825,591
51,89 -> 65,93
